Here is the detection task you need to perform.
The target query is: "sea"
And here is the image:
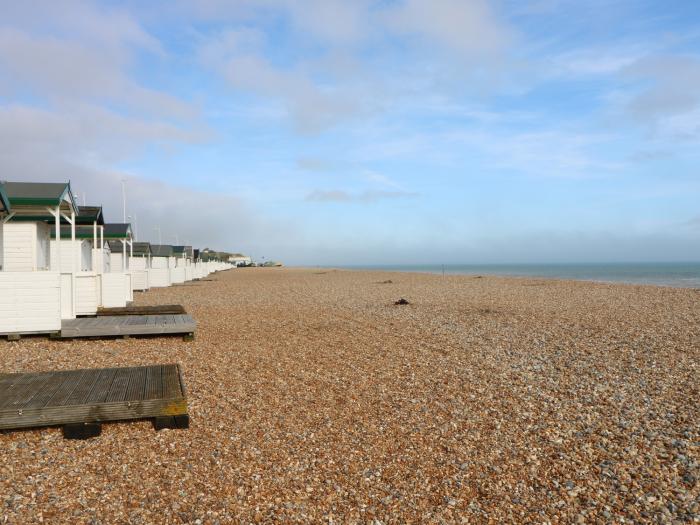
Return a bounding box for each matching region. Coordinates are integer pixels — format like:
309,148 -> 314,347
339,262 -> 700,288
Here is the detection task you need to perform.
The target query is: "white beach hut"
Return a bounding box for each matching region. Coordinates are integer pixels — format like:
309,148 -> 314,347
50,225 -> 98,316
103,223 -> 134,307
0,181 -> 77,334
149,244 -> 174,287
192,248 -> 205,279
168,246 -> 185,284
173,245 -> 193,282
110,240 -> 151,292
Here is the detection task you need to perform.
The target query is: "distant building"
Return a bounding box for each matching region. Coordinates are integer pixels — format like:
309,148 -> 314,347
228,253 -> 252,266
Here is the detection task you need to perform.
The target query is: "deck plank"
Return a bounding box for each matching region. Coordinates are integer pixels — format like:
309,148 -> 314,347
0,365 -> 188,431
60,314 -> 195,338
124,366 -> 147,401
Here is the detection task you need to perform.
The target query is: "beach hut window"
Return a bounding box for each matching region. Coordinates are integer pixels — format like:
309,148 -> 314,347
36,223 -> 50,270
81,241 -> 92,271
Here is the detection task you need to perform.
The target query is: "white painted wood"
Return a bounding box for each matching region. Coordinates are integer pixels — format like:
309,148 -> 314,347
170,266 -> 186,284
1,222 -> 45,271
125,272 -> 133,302
75,273 -> 99,316
151,256 -> 169,269
59,273 -> 75,319
110,252 -> 125,272
131,270 -> 149,291
50,240 -> 93,272
129,257 -> 148,270
0,272 -> 62,333
147,268 -> 170,288
101,273 -> 129,308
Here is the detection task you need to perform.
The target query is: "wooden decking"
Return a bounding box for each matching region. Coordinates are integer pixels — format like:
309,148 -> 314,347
60,314 -> 196,339
0,364 -> 188,437
97,304 -> 186,316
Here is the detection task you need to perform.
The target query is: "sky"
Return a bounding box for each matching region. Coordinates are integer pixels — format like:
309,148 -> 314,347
1,0 -> 699,264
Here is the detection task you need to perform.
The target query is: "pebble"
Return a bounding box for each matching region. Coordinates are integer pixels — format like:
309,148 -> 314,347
0,268 -> 697,523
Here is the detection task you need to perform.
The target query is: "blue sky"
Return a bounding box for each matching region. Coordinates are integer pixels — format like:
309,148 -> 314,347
1,0 -> 699,264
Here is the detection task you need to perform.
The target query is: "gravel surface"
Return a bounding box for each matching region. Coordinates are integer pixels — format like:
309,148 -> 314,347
1,268 -> 698,523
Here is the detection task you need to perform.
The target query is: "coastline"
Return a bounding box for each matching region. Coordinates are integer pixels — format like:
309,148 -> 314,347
328,262 -> 700,289
1,268 -> 698,522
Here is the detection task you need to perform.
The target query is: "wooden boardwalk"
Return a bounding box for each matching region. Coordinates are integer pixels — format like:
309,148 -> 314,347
97,304 -> 186,316
61,314 -> 196,339
0,364 -> 188,438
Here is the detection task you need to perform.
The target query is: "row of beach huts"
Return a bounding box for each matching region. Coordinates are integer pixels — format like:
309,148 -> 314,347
0,181 -> 233,337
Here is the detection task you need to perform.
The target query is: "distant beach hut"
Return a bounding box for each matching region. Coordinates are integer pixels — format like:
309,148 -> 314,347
102,223 -> 134,307
0,181 -> 78,333
149,244 -> 174,287
110,240 -> 151,291
168,245 -> 187,284
192,248 -> 208,279
173,245 -> 194,281
130,242 -> 152,291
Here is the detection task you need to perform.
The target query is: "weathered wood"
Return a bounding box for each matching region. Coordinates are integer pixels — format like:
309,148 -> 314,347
0,365 -> 188,432
96,305 -> 186,316
59,314 -> 196,338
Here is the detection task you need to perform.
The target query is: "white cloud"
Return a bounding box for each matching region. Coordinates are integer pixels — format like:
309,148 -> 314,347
0,28 -> 194,119
384,0 -> 512,60
306,189 -> 418,203
444,128 -> 622,178
622,55 -> 700,124
0,104 -> 206,165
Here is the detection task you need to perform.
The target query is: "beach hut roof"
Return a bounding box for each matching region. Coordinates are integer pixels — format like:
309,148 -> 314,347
76,205 -> 104,225
151,244 -> 174,257
108,241 -> 152,255
132,242 -> 152,256
50,225 -> 101,240
103,223 -> 132,239
2,181 -> 77,209
172,245 -> 193,257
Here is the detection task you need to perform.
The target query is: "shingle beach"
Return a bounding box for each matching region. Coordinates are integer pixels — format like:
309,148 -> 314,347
1,268 -> 698,523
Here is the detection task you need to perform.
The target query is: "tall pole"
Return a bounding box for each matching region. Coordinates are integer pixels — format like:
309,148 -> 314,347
121,179 -> 126,223
154,226 -> 161,245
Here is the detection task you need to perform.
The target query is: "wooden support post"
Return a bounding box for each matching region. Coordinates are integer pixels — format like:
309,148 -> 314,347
63,422 -> 102,440
153,414 -> 189,431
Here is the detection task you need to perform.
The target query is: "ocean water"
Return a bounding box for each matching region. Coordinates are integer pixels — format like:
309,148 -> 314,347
340,263 -> 700,288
